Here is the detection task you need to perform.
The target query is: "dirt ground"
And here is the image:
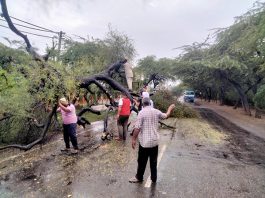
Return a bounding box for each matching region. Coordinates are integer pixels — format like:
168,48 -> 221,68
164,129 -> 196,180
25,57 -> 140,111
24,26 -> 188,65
198,108 -> 265,167
195,99 -> 265,140
0,105 -> 265,197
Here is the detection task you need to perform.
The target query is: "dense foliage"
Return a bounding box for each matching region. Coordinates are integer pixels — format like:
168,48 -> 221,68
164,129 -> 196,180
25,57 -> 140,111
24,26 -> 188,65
152,90 -> 197,118
1,1 -> 265,147
0,27 -> 136,145
135,2 -> 265,114
254,84 -> 265,109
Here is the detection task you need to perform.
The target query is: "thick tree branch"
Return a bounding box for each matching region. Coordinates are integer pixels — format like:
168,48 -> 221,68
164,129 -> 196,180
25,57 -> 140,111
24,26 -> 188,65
106,59 -> 127,78
77,107 -> 101,117
86,79 -> 116,106
0,105 -> 57,151
0,114 -> 13,122
80,74 -> 133,103
159,121 -> 176,129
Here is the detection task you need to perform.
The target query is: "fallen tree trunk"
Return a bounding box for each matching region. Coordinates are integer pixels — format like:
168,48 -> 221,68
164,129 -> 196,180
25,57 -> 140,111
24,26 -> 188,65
0,105 -> 57,151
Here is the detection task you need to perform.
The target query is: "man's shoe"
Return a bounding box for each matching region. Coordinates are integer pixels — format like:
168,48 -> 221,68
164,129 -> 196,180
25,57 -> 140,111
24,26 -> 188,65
61,148 -> 70,152
71,149 -> 79,154
129,177 -> 142,183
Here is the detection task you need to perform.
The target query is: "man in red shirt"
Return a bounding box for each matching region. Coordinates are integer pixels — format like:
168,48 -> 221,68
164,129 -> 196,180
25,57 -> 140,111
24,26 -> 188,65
116,92 -> 131,140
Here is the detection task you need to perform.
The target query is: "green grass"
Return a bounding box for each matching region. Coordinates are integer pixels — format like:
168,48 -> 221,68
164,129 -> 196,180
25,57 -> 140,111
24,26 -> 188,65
83,111 -> 106,122
82,110 -> 116,123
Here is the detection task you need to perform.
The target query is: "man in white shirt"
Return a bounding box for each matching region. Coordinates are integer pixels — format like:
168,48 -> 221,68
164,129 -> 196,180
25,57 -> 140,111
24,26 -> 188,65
141,86 -> 154,108
129,97 -> 175,183
124,61 -> 133,90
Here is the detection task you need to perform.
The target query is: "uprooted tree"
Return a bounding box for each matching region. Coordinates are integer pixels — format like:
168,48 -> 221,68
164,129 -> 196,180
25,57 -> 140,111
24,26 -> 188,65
0,0 -> 136,150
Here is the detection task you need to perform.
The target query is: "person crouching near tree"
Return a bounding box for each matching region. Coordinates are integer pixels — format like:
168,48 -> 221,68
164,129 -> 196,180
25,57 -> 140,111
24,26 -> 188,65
58,97 -> 79,153
116,92 -> 131,141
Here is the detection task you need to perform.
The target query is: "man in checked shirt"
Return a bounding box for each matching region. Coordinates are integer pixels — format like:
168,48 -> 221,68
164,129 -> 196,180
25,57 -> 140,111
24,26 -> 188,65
129,97 -> 175,183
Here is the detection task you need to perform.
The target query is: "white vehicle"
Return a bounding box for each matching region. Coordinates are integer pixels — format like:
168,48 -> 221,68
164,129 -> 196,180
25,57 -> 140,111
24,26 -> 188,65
184,91 -> 195,103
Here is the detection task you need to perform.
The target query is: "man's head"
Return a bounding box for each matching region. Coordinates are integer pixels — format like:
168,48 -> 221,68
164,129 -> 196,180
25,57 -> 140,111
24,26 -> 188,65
142,97 -> 151,107
120,92 -> 128,98
121,59 -> 127,64
142,91 -> 149,98
59,97 -> 69,106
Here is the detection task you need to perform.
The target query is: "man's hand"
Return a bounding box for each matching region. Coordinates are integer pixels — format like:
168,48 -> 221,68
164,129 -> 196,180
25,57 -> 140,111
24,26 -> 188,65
132,128 -> 140,149
58,101 -> 63,108
132,138 -> 136,149
165,103 -> 176,118
169,104 -> 175,110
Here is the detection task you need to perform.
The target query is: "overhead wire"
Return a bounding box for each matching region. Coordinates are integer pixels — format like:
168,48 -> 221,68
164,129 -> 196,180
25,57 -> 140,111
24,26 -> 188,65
0,18 -> 58,34
8,15 -> 58,33
0,24 -> 57,39
0,14 -> 86,43
0,14 -> 87,51
0,14 -> 59,40
63,34 -> 73,40
0,14 -> 67,56
72,34 -> 86,41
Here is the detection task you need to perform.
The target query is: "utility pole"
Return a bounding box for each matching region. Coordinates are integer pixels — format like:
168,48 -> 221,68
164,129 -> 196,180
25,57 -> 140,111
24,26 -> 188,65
57,31 -> 64,61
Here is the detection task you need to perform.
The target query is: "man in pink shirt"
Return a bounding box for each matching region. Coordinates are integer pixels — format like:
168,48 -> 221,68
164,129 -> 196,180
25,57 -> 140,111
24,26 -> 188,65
58,97 -> 78,153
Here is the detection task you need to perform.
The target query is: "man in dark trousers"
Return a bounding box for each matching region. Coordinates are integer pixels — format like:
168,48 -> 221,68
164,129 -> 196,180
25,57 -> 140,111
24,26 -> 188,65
116,92 -> 131,140
129,97 -> 175,183
58,97 -> 79,154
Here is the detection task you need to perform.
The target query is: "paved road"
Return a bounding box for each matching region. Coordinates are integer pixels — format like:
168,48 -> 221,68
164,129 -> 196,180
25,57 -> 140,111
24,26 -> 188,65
0,110 -> 265,197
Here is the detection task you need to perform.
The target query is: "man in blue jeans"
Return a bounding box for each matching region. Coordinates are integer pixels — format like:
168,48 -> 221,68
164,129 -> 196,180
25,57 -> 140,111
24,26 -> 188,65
129,97 -> 175,183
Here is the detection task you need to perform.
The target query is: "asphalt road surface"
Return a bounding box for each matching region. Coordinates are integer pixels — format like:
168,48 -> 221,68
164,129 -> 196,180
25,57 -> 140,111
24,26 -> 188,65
0,109 -> 265,198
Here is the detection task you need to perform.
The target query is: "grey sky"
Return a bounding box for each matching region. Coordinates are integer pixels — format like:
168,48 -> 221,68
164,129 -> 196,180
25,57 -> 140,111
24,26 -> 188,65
0,0 -> 259,60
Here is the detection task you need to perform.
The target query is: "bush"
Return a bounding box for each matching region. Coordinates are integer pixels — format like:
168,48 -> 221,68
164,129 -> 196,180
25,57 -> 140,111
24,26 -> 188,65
152,90 -> 197,118
223,89 -> 238,106
254,85 -> 265,110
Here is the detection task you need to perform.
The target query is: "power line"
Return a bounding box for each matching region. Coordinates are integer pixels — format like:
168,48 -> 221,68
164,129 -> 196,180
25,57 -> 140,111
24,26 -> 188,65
0,14 -> 91,45
0,14 -> 86,44
0,14 -> 85,55
0,14 -> 58,33
64,34 -> 73,40
0,18 -> 57,34
9,15 -> 58,33
0,24 -> 57,39
72,34 -> 86,41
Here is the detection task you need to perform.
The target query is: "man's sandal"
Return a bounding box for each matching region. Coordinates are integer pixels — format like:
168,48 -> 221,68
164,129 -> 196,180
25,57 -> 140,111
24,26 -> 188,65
129,177 -> 143,183
61,148 -> 70,152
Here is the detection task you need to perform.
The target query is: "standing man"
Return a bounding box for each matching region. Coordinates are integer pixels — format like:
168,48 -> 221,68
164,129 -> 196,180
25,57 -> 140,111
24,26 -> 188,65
129,97 -> 175,183
116,92 -> 131,141
141,86 -> 154,108
58,97 -> 79,153
124,60 -> 134,91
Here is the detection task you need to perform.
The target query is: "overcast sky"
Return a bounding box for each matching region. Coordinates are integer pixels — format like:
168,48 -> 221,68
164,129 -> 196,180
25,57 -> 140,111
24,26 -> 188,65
0,0 -> 260,60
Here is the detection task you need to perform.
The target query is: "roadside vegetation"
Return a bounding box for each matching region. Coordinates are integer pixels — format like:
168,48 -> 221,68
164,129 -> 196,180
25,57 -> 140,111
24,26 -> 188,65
1,1 -> 265,147
0,25 -> 136,145
135,2 -> 265,117
152,90 -> 197,118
